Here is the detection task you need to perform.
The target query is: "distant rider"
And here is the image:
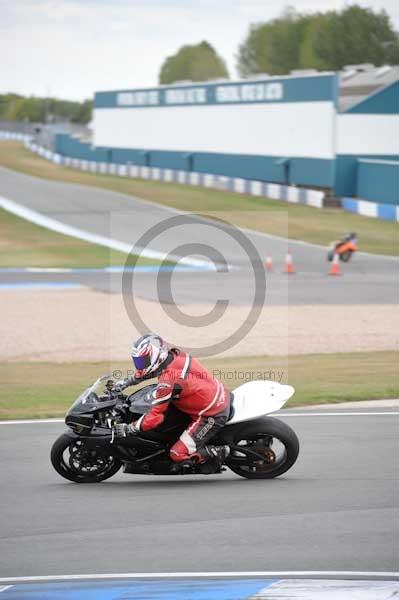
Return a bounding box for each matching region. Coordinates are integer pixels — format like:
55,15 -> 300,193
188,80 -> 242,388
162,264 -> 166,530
341,231 -> 357,244
335,231 -> 357,250
113,333 -> 231,469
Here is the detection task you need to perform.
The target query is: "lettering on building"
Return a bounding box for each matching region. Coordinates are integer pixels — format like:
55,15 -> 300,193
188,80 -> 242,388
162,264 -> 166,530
215,82 -> 283,103
117,91 -> 160,106
165,87 -> 207,105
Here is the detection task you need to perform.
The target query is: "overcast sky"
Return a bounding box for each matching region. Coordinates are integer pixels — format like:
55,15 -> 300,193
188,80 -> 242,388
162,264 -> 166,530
1,0 -> 399,101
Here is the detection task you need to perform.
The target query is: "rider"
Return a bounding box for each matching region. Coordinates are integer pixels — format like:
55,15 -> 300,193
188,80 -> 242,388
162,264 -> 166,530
113,333 -> 231,469
335,231 -> 357,249
342,232 -> 357,244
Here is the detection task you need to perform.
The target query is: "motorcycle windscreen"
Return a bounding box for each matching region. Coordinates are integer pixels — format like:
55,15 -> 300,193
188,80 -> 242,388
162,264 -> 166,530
68,375 -> 110,414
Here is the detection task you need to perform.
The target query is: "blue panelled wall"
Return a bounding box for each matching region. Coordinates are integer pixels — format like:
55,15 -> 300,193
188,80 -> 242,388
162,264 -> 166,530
55,134 -> 334,188
334,154 -> 399,198
357,159 -> 399,205
335,80 -> 399,205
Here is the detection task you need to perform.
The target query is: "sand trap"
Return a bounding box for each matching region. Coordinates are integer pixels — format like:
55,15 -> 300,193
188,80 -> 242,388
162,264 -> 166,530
1,288 -> 398,362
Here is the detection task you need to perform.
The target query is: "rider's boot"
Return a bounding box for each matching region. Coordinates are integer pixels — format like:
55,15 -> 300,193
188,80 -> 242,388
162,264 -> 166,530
169,459 -> 196,474
169,446 -> 230,474
198,445 -> 230,473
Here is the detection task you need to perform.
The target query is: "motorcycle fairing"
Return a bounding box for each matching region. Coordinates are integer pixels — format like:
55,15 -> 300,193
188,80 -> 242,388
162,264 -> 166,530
127,384 -> 157,415
227,381 -> 295,425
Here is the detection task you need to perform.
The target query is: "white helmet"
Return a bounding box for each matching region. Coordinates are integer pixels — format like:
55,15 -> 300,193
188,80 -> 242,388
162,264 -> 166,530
131,333 -> 168,377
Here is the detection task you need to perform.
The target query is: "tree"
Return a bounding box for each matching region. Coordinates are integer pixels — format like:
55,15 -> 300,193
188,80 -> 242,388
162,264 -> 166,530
0,94 -> 92,124
298,13 -> 333,71
237,5 -> 399,77
159,41 -> 229,84
307,6 -> 399,70
70,99 -> 92,124
237,8 -> 311,76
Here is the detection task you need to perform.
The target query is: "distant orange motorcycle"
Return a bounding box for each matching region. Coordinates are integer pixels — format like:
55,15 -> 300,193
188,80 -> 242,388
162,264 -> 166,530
327,232 -> 358,263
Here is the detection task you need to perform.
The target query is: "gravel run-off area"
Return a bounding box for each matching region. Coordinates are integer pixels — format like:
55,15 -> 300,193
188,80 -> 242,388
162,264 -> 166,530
1,289 -> 399,361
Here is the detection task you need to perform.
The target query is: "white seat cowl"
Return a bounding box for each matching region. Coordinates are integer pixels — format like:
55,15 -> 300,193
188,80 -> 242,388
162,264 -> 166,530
228,380 -> 295,425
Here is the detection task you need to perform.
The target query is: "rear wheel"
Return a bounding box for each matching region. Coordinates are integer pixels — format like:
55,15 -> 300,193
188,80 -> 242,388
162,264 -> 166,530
340,250 -> 352,262
226,417 -> 299,479
51,433 -> 122,483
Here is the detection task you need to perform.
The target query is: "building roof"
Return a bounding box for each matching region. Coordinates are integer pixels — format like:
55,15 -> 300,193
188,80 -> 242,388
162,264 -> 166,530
287,64 -> 399,110
336,64 -> 399,111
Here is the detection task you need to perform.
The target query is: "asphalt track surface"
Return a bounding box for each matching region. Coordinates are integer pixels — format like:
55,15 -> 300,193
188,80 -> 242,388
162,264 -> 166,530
1,166 -> 398,305
1,407 -> 398,577
1,163 -> 398,586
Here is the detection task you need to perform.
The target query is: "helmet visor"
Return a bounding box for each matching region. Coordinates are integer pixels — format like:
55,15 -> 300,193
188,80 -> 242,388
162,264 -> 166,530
133,354 -> 152,371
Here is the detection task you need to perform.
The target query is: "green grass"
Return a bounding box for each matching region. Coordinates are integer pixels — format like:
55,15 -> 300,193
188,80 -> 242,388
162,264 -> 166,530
1,351 -> 398,420
0,141 -> 398,256
0,207 -> 162,268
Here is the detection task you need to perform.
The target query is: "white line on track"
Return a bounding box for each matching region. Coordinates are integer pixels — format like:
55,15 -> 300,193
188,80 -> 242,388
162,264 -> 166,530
0,418 -> 64,425
1,412 -> 399,426
0,195 -> 211,268
0,587 -> 12,593
0,572 -> 399,584
281,412 -> 399,417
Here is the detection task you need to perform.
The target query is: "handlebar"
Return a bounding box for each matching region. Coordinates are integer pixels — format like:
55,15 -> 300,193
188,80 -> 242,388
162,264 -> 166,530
106,376 -> 139,394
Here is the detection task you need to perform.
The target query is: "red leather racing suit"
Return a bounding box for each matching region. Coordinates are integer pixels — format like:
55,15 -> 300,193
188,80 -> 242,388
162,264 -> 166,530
133,349 -> 230,462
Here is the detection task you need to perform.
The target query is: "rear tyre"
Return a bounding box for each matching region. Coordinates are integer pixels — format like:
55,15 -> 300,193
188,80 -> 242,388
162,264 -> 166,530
51,433 -> 122,483
226,417 -> 299,479
340,251 -> 352,262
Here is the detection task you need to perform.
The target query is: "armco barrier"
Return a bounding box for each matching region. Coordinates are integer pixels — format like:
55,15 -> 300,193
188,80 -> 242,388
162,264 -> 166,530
342,197 -> 399,222
16,136 -> 325,209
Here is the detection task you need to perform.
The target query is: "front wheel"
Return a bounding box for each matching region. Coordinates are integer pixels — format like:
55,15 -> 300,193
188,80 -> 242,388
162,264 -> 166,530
51,433 -> 122,483
226,417 -> 299,479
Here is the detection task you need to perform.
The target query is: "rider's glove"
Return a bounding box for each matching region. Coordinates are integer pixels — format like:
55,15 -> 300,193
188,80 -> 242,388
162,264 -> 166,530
114,423 -> 138,438
112,377 -> 136,393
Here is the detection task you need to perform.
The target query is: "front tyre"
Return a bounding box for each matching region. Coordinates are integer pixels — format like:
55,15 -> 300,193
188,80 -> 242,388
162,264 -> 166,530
51,433 -> 122,483
226,417 -> 299,479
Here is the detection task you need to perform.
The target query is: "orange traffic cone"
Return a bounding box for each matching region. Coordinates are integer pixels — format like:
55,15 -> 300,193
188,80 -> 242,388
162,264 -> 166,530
265,256 -> 273,271
329,252 -> 341,276
284,250 -> 295,274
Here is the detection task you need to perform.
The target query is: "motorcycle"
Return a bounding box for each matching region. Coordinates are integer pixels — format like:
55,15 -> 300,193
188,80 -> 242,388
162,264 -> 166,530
327,232 -> 358,263
51,376 -> 300,482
